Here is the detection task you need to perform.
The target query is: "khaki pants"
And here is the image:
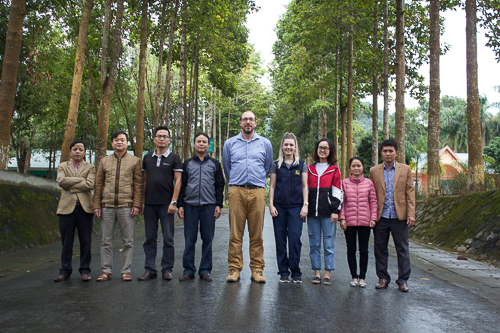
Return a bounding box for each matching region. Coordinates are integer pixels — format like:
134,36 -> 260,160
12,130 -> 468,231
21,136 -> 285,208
100,207 -> 134,274
227,186 -> 266,271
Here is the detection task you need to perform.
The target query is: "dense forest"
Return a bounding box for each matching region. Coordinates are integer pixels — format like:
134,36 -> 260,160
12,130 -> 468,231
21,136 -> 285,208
1,0 -> 500,198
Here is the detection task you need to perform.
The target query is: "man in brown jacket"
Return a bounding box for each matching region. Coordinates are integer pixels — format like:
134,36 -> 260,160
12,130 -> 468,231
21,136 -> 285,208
54,140 -> 95,282
93,131 -> 143,282
370,139 -> 415,292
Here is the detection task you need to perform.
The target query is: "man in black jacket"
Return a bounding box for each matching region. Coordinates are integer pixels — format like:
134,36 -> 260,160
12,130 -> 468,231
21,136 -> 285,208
177,133 -> 225,282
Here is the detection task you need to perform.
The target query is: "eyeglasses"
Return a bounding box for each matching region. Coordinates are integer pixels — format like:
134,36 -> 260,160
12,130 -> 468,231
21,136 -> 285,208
241,117 -> 255,122
318,146 -> 330,152
155,135 -> 170,140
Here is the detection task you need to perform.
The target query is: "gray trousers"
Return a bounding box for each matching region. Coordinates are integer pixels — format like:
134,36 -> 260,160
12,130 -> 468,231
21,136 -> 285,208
100,207 -> 134,274
373,217 -> 411,285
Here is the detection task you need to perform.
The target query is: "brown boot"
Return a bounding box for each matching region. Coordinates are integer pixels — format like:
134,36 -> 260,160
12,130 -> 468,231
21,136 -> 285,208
226,269 -> 240,282
251,270 -> 266,283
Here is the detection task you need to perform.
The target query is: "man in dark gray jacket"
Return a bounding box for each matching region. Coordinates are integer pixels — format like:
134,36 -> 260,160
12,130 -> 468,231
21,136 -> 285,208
177,133 -> 225,282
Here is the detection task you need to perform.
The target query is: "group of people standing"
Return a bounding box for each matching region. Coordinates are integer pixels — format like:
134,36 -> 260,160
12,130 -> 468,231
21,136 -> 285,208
53,110 -> 415,292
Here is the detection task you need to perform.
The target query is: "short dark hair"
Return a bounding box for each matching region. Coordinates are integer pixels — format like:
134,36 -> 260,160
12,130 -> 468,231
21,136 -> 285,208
154,126 -> 171,137
381,139 -> 398,152
240,110 -> 256,121
349,156 -> 364,168
194,132 -> 210,142
112,130 -> 129,141
69,140 -> 86,151
313,138 -> 338,164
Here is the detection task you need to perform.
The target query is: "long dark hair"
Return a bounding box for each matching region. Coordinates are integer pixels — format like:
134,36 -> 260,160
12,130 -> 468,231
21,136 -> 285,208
313,138 -> 338,164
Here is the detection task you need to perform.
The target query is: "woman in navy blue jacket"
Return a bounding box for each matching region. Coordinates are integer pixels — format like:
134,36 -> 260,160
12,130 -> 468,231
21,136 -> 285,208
269,133 -> 309,283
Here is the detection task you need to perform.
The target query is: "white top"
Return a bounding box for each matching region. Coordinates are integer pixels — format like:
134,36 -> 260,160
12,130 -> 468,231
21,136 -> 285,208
316,162 -> 329,176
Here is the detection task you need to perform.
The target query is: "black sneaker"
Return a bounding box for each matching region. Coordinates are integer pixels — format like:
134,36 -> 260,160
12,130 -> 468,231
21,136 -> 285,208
291,275 -> 302,283
279,275 -> 289,283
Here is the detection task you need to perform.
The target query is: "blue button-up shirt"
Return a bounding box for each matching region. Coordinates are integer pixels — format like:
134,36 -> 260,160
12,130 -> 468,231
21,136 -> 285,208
381,161 -> 398,219
194,154 -> 209,165
222,132 -> 273,188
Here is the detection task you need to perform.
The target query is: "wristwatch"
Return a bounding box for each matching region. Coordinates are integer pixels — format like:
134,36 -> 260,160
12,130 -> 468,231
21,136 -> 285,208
171,201 -> 177,206
304,202 -> 309,206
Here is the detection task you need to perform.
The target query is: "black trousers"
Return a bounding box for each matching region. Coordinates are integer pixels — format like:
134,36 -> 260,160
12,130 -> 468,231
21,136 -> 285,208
344,226 -> 371,280
59,204 -> 93,276
373,217 -> 411,285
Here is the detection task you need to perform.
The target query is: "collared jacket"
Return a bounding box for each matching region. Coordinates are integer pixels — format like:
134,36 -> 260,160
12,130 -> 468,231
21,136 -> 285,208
307,163 -> 343,217
369,162 -> 415,221
93,152 -> 143,209
56,160 -> 95,215
339,174 -> 378,227
178,155 -> 225,208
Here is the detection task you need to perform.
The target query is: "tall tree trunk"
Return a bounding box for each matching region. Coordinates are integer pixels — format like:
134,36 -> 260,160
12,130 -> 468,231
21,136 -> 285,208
395,0 -> 406,163
208,88 -> 213,138
154,0 -> 167,129
175,11 -> 187,156
162,0 -> 180,126
212,89 -> 217,158
346,22 -> 354,163
465,0 -> 485,191
226,100 -> 231,141
427,0 -> 441,198
333,47 -> 339,150
95,0 -> 125,166
372,2 -> 379,167
85,42 -> 99,117
135,0 -> 148,158
382,0 -> 390,140
83,80 -> 91,143
0,0 -> 25,170
184,43 -> 196,159
339,43 -> 346,177
340,103 -> 346,178
193,35 -> 200,136
60,0 -> 94,163
219,90 -> 222,162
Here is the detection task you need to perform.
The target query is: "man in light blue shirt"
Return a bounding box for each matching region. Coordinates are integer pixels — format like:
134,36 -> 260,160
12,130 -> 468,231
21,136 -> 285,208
223,110 -> 273,283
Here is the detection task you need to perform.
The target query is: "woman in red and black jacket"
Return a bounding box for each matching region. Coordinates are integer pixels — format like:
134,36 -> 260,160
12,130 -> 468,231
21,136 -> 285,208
307,138 -> 342,285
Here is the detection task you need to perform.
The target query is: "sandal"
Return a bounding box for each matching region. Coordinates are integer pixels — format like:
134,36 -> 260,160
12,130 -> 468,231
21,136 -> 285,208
122,273 -> 133,282
96,272 -> 112,282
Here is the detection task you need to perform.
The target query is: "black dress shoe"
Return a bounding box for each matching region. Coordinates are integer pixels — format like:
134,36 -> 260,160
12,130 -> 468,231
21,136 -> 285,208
54,274 -> 70,282
200,273 -> 213,282
179,273 -> 195,281
137,271 -> 157,281
398,283 -> 409,292
375,278 -> 389,289
81,273 -> 91,281
162,271 -> 172,280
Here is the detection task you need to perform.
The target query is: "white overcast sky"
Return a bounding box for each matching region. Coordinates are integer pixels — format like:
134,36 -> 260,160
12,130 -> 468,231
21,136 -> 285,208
245,1 -> 500,113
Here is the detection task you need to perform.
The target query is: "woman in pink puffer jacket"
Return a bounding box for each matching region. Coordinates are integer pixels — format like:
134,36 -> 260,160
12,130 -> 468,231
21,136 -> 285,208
339,156 -> 377,288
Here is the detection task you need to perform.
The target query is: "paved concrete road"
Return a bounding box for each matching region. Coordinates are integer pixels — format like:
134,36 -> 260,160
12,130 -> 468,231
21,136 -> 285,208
1,209 -> 499,332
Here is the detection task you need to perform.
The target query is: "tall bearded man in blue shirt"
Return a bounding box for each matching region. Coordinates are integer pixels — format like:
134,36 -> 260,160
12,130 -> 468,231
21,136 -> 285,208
223,110 -> 273,283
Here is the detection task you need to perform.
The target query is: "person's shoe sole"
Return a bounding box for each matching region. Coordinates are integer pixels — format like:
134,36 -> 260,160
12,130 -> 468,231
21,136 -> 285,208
250,277 -> 266,283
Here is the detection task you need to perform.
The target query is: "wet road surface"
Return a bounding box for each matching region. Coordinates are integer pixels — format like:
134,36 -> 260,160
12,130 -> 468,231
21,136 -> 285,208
1,210 -> 499,332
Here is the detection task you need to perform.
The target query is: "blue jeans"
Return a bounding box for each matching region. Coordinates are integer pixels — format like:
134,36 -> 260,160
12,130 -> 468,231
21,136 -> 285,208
143,204 -> 175,274
307,216 -> 336,271
182,204 -> 216,276
272,205 -> 303,277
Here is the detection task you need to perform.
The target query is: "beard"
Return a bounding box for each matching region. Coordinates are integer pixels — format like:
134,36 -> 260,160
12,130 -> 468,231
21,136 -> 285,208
242,128 -> 254,135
